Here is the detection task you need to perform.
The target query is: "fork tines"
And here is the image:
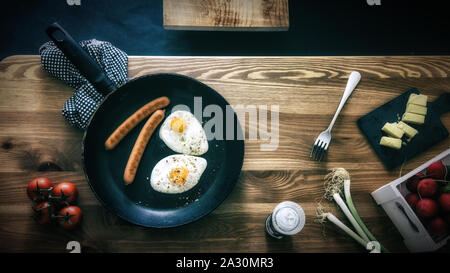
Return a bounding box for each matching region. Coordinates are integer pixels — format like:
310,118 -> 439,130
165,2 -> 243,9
310,138 -> 328,161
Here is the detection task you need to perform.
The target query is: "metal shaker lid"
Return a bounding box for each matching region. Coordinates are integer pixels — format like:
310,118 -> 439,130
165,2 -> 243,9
271,201 -> 305,235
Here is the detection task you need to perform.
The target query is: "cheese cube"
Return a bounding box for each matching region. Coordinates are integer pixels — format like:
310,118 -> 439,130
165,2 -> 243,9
381,122 -> 404,139
397,121 -> 418,138
380,136 -> 402,150
406,103 -> 427,115
402,112 -> 425,125
407,93 -> 428,107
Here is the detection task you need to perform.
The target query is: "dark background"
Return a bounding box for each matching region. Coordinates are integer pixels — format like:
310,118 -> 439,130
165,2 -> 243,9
1,0 -> 449,60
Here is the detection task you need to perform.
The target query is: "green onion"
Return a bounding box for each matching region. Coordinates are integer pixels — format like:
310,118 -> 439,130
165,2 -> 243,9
316,206 -> 367,248
332,192 -> 369,242
344,179 -> 390,253
323,168 -> 390,253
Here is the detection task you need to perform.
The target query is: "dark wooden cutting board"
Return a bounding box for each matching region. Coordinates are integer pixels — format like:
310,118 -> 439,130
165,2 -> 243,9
357,88 -> 450,170
163,0 -> 289,31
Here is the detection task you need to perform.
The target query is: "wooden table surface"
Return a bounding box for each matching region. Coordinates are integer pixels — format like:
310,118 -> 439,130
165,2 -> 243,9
0,55 -> 449,253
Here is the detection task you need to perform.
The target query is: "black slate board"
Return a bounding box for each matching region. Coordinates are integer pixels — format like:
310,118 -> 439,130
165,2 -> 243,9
357,88 -> 450,170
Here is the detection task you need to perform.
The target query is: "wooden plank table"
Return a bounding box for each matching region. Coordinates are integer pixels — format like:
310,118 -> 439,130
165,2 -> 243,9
0,55 -> 449,253
163,0 -> 289,31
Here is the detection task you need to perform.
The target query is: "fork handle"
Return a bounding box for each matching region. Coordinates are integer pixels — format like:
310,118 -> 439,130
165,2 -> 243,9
327,71 -> 361,131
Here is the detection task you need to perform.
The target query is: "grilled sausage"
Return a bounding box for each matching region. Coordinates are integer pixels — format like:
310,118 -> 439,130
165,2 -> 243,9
123,110 -> 165,184
105,96 -> 170,150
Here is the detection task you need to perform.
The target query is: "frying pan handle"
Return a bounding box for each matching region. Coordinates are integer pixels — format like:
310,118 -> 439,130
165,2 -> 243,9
45,22 -> 116,96
431,92 -> 450,116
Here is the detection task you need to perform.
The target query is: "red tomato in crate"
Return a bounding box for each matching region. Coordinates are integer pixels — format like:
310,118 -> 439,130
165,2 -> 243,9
416,198 -> 439,218
417,178 -> 438,197
426,161 -> 447,180
438,193 -> 450,212
405,193 -> 420,210
428,218 -> 448,237
406,173 -> 425,193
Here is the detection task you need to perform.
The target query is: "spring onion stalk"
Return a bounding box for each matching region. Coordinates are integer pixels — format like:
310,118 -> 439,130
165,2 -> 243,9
324,168 -> 390,253
344,179 -> 390,253
324,169 -> 369,243
332,192 -> 369,242
322,212 -> 368,248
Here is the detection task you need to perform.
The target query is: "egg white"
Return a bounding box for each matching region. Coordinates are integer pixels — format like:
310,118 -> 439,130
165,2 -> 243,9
159,110 -> 208,155
150,154 -> 207,194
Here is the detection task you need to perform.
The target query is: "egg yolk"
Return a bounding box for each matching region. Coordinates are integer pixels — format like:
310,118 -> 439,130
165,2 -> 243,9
169,166 -> 189,184
170,117 -> 186,133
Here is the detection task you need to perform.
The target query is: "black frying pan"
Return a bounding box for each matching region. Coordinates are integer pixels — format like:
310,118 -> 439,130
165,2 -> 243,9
46,23 -> 244,227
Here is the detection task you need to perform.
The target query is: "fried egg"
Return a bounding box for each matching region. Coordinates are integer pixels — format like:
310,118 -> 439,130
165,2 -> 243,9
150,154 -> 207,194
159,110 -> 208,155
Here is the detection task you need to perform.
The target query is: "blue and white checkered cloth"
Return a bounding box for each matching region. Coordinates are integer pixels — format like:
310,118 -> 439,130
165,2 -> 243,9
39,39 -> 128,129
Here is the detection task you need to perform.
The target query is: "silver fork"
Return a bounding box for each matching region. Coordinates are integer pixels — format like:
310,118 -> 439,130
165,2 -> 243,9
310,71 -> 361,161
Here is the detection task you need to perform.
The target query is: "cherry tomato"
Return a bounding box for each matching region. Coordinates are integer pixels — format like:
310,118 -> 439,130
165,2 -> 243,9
27,177 -> 53,202
32,201 -> 54,225
57,206 -> 82,230
52,182 -> 78,205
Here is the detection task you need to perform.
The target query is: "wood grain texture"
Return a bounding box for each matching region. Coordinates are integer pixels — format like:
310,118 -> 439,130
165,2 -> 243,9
163,0 -> 289,31
0,55 -> 449,253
